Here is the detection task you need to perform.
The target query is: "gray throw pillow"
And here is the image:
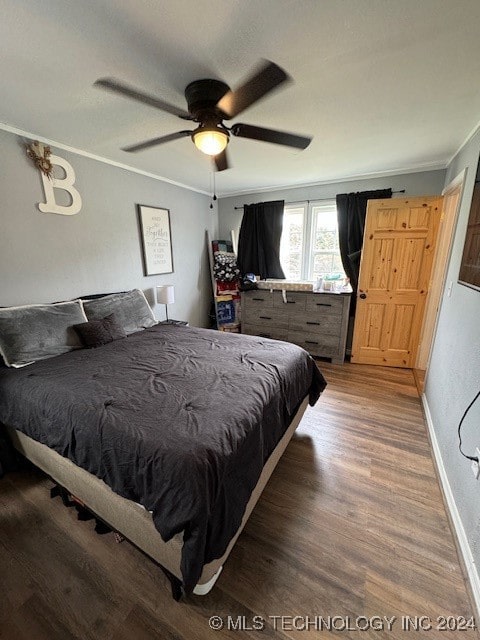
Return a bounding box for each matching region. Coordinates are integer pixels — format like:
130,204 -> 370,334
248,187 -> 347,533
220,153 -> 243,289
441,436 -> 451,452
0,301 -> 87,367
82,289 -> 156,335
73,313 -> 127,348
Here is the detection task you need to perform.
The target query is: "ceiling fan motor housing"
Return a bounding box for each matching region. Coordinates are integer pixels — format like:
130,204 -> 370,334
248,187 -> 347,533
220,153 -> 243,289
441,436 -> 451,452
184,79 -> 230,121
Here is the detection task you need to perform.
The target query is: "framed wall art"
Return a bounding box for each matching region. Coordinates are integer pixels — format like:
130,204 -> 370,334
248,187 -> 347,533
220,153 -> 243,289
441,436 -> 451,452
137,205 -> 174,276
458,155 -> 480,292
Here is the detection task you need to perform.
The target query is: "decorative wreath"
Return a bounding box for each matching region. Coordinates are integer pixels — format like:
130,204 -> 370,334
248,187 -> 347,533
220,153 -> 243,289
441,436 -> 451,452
26,141 -> 54,179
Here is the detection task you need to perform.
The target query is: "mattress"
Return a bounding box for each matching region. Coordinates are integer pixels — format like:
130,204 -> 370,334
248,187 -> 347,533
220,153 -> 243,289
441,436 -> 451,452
6,395 -> 309,592
0,324 -> 326,591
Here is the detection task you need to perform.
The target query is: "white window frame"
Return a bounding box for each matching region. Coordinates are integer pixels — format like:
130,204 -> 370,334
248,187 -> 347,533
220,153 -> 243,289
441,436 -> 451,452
281,200 -> 344,282
280,203 -> 308,282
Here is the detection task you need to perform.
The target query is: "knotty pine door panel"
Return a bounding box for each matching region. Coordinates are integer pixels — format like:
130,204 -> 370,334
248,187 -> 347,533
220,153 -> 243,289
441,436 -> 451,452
351,197 -> 442,368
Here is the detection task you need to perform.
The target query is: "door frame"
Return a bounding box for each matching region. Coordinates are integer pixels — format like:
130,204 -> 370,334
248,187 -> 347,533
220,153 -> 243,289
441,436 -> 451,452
420,169 -> 466,382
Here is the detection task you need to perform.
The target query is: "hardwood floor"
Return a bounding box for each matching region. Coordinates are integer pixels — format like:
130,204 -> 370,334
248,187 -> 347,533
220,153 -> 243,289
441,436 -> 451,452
0,362 -> 477,639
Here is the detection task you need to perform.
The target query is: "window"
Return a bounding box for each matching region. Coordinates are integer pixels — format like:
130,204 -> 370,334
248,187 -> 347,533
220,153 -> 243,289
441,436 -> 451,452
280,201 -> 345,281
279,206 -> 305,281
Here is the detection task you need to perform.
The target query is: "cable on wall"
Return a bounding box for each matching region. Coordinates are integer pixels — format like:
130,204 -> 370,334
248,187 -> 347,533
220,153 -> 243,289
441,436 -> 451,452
458,389 -> 480,462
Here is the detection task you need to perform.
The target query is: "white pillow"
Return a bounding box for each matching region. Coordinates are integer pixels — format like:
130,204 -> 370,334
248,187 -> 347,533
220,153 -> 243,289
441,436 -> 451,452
82,289 -> 156,335
0,300 -> 88,367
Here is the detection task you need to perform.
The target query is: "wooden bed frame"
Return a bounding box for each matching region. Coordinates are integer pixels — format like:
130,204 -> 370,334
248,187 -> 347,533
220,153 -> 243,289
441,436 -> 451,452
6,396 -> 309,598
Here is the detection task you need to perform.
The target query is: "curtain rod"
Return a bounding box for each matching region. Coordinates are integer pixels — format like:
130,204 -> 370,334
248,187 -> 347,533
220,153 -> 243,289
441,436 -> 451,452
233,189 -> 406,210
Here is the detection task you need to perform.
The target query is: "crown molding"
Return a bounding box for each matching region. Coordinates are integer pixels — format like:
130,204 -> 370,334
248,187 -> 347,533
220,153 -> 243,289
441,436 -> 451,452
446,119 -> 480,167
218,162 -> 447,198
0,121 -> 210,196
1,120 -> 457,200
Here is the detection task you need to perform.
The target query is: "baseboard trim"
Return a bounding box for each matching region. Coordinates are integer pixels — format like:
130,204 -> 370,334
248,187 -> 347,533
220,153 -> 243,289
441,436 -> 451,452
422,394 -> 480,618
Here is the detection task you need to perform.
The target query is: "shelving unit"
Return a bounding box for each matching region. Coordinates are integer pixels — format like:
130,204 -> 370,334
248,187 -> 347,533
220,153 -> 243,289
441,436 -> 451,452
207,231 -> 241,332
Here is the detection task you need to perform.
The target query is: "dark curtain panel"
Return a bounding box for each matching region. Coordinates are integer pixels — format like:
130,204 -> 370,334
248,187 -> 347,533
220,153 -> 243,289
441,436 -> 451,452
336,189 -> 392,312
237,200 -> 286,279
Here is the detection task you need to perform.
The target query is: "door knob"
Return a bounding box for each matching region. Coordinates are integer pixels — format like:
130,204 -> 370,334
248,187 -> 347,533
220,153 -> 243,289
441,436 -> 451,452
359,293 -> 367,299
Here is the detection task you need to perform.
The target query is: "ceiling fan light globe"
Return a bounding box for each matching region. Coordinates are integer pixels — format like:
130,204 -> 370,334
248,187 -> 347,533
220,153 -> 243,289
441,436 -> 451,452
193,129 -> 228,156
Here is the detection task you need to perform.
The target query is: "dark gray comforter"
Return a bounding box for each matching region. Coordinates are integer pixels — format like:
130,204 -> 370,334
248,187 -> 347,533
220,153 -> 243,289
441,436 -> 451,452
0,324 -> 326,591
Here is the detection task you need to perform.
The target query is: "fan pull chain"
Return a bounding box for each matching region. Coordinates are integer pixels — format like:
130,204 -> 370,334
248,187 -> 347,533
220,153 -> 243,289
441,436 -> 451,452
210,173 -> 217,210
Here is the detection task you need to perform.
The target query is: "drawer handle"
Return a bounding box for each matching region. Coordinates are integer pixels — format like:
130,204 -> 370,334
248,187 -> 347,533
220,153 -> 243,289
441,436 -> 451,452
306,321 -> 320,325
305,340 -> 319,345
259,333 -> 271,338
286,300 -> 296,304
252,297 -> 265,301
259,316 -> 272,320
316,303 -> 332,307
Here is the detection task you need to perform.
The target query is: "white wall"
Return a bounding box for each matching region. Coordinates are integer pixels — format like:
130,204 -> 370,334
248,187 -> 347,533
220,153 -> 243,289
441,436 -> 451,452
425,128 -> 480,601
0,129 -> 217,327
218,170 -> 446,239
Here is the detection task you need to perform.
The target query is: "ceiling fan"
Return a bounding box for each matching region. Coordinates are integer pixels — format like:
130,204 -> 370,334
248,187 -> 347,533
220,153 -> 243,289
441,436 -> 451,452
94,60 -> 312,172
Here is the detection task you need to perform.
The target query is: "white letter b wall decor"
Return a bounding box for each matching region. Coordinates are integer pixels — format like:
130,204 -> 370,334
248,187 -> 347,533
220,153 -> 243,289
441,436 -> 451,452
38,155 -> 82,216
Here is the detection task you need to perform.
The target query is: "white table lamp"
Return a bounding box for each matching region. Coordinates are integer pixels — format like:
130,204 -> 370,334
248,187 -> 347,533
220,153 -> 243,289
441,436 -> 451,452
156,285 -> 175,321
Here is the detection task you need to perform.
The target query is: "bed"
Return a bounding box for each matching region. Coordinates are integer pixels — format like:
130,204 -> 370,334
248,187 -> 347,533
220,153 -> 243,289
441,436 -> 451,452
0,293 -> 326,598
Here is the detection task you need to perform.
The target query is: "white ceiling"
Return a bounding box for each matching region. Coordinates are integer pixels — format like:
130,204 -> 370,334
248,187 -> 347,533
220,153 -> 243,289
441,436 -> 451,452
2,0 -> 480,196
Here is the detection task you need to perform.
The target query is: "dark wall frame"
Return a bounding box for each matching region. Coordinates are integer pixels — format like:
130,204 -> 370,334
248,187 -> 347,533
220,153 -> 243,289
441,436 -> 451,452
458,156 -> 480,292
137,204 -> 174,277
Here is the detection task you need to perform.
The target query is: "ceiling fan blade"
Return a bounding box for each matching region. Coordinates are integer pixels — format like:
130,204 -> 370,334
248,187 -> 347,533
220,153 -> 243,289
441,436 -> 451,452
231,123 -> 312,149
214,149 -> 229,172
216,60 -> 290,120
122,130 -> 192,153
94,78 -> 192,120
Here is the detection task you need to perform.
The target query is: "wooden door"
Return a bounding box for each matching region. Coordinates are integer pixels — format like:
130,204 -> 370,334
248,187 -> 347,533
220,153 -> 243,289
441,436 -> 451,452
351,196 -> 442,368
416,175 -> 464,371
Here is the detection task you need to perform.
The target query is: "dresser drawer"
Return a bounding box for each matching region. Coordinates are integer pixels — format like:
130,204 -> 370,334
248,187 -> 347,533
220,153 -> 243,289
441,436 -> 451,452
287,330 -> 339,356
243,307 -> 289,330
242,292 -> 274,311
306,294 -> 344,316
241,289 -> 351,363
242,323 -> 288,341
273,290 -> 306,310
288,312 -> 342,336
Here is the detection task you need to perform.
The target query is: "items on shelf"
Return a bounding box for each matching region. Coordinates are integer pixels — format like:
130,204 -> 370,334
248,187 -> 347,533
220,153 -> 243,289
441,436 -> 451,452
212,242 -> 240,283
216,295 -> 241,330
256,276 -> 351,294
208,236 -> 241,332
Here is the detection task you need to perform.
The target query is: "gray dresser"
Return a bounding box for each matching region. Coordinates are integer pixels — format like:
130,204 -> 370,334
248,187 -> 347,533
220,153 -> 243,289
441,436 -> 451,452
241,289 -> 351,364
